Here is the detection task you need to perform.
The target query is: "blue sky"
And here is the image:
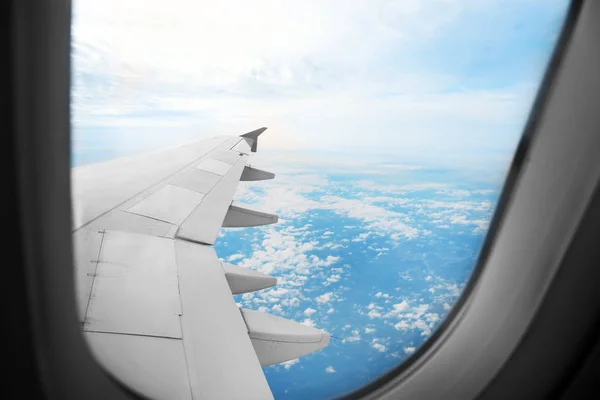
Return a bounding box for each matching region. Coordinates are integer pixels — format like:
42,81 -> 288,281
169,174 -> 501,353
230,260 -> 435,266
71,0 -> 570,164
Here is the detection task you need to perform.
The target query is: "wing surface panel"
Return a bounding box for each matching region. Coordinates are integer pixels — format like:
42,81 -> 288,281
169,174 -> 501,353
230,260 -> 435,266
83,230 -> 182,339
175,241 -> 273,400
85,332 -> 193,400
175,156 -> 247,245
73,129 -> 329,399
72,136 -> 228,230
126,184 -> 205,225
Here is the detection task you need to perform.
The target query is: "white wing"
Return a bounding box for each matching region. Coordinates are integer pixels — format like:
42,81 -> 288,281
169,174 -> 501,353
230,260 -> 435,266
72,129 -> 330,400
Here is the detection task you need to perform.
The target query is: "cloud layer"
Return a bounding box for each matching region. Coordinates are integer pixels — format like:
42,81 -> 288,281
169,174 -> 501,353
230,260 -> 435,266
72,0 -> 568,156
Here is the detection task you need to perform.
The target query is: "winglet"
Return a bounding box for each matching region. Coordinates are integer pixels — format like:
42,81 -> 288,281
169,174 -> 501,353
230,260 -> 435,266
240,127 -> 267,152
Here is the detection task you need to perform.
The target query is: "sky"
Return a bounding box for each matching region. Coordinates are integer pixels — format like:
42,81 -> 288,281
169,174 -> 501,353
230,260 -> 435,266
71,0 -> 570,165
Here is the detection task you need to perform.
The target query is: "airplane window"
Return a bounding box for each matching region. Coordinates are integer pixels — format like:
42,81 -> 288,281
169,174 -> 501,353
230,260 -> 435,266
70,0 -> 571,399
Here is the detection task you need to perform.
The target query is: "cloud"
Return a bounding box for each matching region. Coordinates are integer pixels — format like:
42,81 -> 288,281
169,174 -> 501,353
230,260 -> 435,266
316,292 -> 334,304
237,224 -> 338,277
322,196 -> 421,241
372,343 -> 387,353
364,328 -> 376,334
325,274 -> 341,285
304,307 -> 316,316
272,304 -> 283,313
404,347 -> 416,355
282,358 -> 300,370
346,335 -> 361,343
325,366 -> 336,373
227,253 -> 245,261
72,0 -> 565,157
394,321 -> 409,330
302,318 -> 316,327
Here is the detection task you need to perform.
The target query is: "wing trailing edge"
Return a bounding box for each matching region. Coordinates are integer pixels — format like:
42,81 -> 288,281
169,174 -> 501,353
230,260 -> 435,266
241,165 -> 275,181
241,308 -> 331,366
222,262 -> 277,294
222,201 -> 278,228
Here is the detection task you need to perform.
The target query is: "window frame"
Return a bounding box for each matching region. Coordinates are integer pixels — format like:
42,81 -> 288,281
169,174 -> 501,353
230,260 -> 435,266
9,0 -> 600,399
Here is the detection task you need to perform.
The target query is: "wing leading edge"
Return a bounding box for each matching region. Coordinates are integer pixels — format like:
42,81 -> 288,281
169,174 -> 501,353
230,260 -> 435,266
73,128 -> 330,400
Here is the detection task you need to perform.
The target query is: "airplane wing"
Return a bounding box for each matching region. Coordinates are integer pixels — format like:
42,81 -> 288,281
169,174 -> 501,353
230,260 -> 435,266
72,128 -> 330,400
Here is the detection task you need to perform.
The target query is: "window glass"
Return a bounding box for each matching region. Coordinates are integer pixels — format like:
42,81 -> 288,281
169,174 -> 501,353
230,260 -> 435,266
71,1 -> 571,399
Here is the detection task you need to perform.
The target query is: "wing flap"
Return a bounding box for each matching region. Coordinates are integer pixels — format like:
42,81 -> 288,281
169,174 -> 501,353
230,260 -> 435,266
222,262 -> 277,294
241,166 -> 275,181
84,332 -> 192,400
241,309 -> 330,366
83,230 -> 182,338
175,241 -> 273,399
176,156 -> 247,245
222,201 -> 279,228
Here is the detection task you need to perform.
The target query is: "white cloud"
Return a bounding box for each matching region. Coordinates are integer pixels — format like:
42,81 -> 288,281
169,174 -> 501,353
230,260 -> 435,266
316,292 -> 335,304
288,297 -> 301,307
404,347 -> 416,355
282,358 -> 300,370
227,253 -> 245,261
304,307 -> 316,316
372,343 -> 387,353
346,335 -> 361,343
272,304 -> 283,313
302,318 -> 316,327
325,366 -> 336,373
436,189 -> 471,197
394,321 -> 409,330
386,301 -> 410,316
323,196 -> 420,241
364,327 -> 376,334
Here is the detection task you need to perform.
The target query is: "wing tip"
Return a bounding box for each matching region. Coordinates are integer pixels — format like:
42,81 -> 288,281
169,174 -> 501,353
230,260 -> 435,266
240,127 -> 267,139
240,127 -> 267,152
